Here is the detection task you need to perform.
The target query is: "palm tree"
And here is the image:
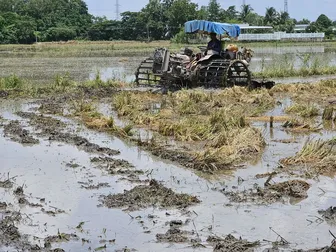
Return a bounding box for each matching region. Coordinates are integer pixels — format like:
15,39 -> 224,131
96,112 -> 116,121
265,7 -> 278,25
279,11 -> 289,24
240,4 -> 253,23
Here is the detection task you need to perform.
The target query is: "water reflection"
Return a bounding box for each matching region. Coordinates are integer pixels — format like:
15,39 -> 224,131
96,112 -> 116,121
1,44 -> 336,85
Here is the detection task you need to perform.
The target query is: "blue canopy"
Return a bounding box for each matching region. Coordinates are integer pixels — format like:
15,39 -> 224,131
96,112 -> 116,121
184,20 -> 241,38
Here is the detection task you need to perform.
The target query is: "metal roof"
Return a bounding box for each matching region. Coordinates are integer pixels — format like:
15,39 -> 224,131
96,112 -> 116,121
240,26 -> 273,29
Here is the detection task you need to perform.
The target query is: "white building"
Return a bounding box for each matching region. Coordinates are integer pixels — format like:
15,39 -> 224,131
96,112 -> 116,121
237,24 -> 324,41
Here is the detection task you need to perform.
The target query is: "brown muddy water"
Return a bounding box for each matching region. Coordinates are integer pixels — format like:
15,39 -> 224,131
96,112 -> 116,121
1,96 -> 336,252
1,45 -> 336,85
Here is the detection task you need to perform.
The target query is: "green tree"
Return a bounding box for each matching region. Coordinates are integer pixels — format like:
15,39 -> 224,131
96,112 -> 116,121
197,6 -> 209,20
140,0 -> 165,40
120,11 -> 146,40
316,14 -> 332,28
0,0 -> 92,43
264,7 -> 278,25
44,26 -> 77,41
88,17 -> 122,41
208,0 -> 221,22
307,14 -> 334,38
240,4 -> 253,23
245,12 -> 264,26
166,0 -> 198,35
224,6 -> 238,22
297,18 -> 310,24
279,11 -> 289,24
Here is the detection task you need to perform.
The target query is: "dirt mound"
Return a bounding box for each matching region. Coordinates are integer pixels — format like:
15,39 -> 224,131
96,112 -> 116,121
16,111 -> 119,155
3,120 -> 39,145
0,179 -> 13,188
91,156 -> 131,166
80,182 -> 110,190
207,234 -> 260,252
318,207 -> 336,224
38,102 -> 64,115
224,180 -> 310,204
44,232 -> 79,244
295,243 -> 336,251
100,180 -> 200,211
156,228 -> 190,243
268,180 -> 310,198
48,132 -> 120,155
16,112 -> 66,132
90,156 -> 141,177
0,211 -> 41,251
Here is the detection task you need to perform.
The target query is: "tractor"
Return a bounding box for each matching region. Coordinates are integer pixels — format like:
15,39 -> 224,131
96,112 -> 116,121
135,20 -> 273,90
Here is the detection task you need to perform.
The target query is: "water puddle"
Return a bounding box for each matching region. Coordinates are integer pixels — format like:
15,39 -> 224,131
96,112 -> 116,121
0,99 -> 336,251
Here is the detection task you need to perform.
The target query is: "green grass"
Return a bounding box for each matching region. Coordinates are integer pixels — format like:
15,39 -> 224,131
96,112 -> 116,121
0,73 -> 125,98
2,40 -> 336,58
285,103 -> 319,118
0,41 -> 188,58
253,52 -> 336,78
254,66 -> 336,79
0,74 -> 23,89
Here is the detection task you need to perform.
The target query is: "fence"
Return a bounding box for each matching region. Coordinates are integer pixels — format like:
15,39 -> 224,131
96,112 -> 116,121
238,32 -> 325,42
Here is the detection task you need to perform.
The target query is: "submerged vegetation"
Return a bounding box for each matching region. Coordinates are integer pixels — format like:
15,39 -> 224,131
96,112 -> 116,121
1,72 -> 336,174
113,88 -> 274,172
0,73 -> 125,98
280,138 -> 336,177
254,53 -> 336,78
285,103 -> 319,118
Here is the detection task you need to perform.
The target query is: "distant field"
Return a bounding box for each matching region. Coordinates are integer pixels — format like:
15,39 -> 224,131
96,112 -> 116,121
1,40 -> 336,58
1,40 -> 336,81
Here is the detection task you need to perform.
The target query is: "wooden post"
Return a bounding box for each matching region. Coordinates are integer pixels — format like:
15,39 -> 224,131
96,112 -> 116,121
270,116 -> 274,128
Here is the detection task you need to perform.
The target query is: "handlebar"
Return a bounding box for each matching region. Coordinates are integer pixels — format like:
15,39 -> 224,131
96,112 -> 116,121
197,46 -> 207,51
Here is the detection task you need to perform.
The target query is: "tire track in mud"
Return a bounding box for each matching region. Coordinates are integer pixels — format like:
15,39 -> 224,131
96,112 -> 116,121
0,106 -> 206,251
1,96 -> 336,251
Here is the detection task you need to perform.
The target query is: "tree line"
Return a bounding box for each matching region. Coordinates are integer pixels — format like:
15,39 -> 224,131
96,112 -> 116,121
0,0 -> 335,44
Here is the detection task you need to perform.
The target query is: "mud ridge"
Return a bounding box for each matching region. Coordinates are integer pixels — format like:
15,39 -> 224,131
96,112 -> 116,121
156,228 -> 192,243
207,234 -> 260,252
3,120 -> 39,145
318,207 -> 336,225
91,156 -> 142,177
223,180 -> 310,204
100,179 -> 200,211
16,111 -> 120,156
0,211 -> 44,251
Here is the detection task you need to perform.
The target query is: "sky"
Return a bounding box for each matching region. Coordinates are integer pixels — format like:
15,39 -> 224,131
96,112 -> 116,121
85,0 -> 336,22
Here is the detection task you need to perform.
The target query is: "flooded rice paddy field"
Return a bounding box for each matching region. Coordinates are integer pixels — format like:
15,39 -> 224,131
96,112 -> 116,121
0,81 -> 336,252
1,43 -> 336,84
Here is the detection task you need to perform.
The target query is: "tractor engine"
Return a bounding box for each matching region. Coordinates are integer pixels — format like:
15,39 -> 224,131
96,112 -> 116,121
152,48 -> 166,74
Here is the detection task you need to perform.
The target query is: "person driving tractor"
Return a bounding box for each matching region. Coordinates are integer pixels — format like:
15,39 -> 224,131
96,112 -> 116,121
207,32 -> 221,55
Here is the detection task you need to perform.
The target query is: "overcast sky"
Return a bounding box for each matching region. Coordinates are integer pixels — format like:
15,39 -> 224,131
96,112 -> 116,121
85,0 -> 336,22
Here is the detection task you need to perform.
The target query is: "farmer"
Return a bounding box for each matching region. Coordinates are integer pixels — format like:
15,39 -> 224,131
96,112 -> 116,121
206,32 -> 221,55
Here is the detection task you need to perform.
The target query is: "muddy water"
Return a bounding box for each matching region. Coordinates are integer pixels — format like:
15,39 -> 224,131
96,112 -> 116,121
0,57 -> 140,84
1,44 -> 336,86
1,99 -> 336,251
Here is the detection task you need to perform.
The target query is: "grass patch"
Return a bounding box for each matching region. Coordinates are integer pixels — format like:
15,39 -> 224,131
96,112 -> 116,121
271,79 -> 336,106
0,74 -> 126,98
69,100 -> 133,137
280,138 -> 336,177
0,74 -> 24,89
285,103 -> 319,118
254,53 -> 336,78
112,87 -> 273,172
254,66 -> 336,79
1,40 -> 336,58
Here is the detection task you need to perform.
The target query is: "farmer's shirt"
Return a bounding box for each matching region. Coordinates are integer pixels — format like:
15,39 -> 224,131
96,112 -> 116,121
207,39 -> 221,53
